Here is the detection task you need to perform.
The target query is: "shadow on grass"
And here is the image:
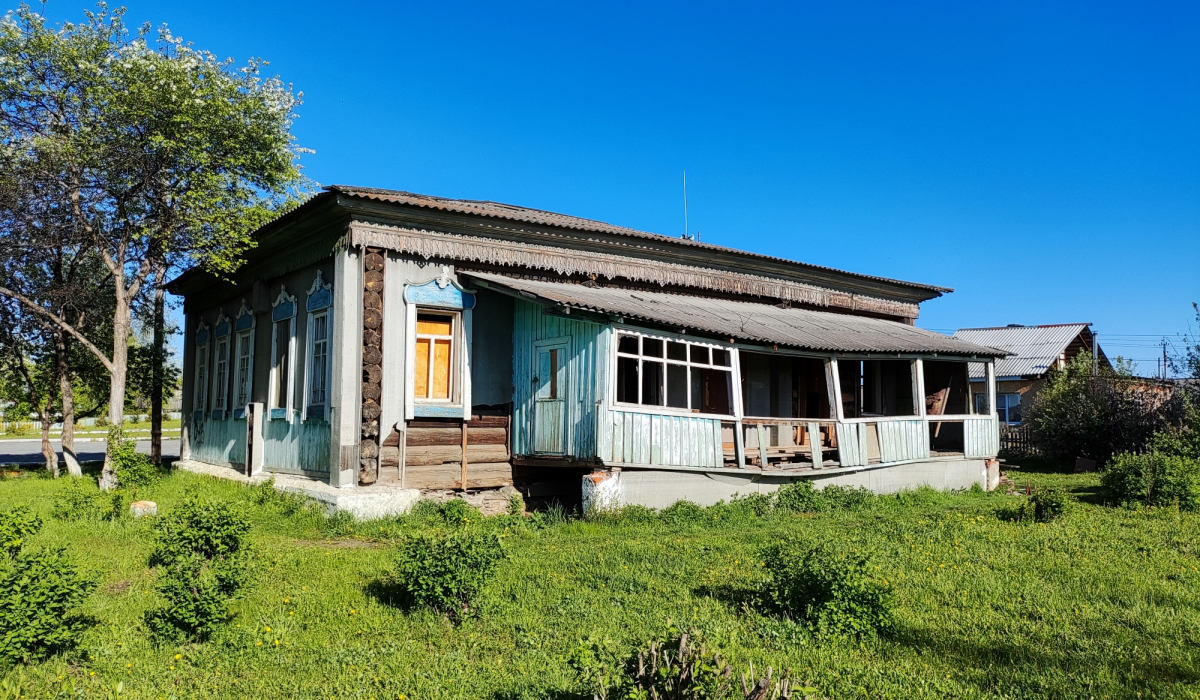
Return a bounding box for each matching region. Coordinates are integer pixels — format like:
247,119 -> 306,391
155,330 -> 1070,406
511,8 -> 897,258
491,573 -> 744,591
364,577 -> 414,612
892,623 -> 1199,696
693,582 -> 763,612
999,454 -> 1075,475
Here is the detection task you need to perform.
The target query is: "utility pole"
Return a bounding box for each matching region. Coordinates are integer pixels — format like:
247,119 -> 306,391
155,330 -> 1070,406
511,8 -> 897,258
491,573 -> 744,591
1093,331 -> 1098,376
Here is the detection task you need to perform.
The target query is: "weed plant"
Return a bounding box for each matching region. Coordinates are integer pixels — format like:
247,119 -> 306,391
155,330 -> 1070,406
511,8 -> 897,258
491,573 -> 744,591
760,540 -> 894,639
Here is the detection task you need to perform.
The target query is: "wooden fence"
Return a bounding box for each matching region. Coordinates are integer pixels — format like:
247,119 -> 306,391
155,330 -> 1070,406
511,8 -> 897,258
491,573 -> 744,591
998,423 -> 1038,455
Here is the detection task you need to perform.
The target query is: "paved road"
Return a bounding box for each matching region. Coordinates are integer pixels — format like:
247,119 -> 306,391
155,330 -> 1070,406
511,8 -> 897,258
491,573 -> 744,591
0,439 -> 180,464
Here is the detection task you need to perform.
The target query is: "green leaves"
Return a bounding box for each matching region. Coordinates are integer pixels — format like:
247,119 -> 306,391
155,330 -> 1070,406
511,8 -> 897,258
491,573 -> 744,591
389,531 -> 506,620
0,546 -> 94,664
0,506 -> 41,560
760,540 -> 894,640
145,497 -> 252,641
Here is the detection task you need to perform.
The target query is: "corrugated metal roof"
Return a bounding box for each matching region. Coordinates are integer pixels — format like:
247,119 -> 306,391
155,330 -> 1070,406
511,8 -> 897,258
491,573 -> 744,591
465,272 -> 1004,357
952,324 -> 1089,378
328,185 -> 952,295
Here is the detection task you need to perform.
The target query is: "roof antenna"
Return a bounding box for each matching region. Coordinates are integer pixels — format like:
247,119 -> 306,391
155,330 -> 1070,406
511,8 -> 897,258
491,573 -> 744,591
682,171 -> 691,240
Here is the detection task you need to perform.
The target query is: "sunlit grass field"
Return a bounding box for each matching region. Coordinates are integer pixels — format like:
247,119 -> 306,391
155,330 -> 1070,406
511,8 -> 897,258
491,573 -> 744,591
1,459 -> 1198,699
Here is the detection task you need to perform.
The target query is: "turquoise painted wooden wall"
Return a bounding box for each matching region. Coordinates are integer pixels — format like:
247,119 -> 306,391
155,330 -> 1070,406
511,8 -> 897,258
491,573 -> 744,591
512,300 -> 607,459
189,419 -> 246,468
595,410 -> 724,468
189,417 -> 330,475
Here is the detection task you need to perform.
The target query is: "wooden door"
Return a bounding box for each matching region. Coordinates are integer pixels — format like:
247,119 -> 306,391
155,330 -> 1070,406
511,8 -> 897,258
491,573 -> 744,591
533,342 -> 568,454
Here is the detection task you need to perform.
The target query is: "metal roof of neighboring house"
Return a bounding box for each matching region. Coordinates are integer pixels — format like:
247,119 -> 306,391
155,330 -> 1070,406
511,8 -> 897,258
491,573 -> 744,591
951,324 -> 1091,379
328,185 -> 952,295
465,272 -> 1004,357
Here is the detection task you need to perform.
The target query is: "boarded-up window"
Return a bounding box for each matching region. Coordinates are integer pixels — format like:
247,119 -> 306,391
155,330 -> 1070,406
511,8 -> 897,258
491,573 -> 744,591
415,312 -> 455,401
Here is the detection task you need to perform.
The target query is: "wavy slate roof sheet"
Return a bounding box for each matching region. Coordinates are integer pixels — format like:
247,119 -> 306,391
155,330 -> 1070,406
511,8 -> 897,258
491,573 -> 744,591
465,272 -> 1004,356
952,324 -> 1090,378
328,185 -> 952,294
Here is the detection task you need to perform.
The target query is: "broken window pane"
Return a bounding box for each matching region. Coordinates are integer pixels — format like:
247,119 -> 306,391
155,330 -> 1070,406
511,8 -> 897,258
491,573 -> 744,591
618,335 -> 639,355
642,338 -> 664,358
690,345 -> 710,364
667,341 -> 688,361
642,361 -> 664,406
616,357 -> 639,403
838,359 -> 915,417
740,352 -> 830,418
666,364 -> 688,408
712,348 -> 730,367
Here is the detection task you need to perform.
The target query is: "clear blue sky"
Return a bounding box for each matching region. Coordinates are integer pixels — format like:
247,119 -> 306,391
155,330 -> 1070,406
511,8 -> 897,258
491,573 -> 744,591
40,0 -> 1200,374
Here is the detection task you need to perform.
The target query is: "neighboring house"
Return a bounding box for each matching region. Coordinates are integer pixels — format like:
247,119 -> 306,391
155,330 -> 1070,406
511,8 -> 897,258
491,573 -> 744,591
951,324 -> 1110,424
167,186 -> 1006,509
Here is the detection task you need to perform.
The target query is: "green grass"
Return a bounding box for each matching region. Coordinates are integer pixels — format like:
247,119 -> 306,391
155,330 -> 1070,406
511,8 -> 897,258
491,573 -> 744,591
1,463 -> 1198,699
0,420 -> 182,441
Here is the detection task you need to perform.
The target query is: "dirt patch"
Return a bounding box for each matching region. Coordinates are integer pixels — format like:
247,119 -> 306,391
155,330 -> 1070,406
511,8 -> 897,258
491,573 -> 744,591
104,580 -> 131,595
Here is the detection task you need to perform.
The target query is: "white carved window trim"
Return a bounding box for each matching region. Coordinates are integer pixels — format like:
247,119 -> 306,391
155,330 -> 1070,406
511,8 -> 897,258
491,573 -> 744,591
269,287 -> 298,421
303,271 -> 334,421
211,312 -> 232,419
233,301 -> 256,419
193,321 -> 211,420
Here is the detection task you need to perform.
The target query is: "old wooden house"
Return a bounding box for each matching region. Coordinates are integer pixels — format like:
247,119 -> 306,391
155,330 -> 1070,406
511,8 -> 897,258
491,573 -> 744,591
169,186 -> 1007,510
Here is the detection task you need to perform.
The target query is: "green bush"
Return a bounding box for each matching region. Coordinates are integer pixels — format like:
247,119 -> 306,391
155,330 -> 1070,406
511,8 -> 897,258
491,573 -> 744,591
822,485 -> 875,510
390,531 -> 505,619
145,555 -> 246,642
774,480 -> 824,513
728,492 -> 773,518
760,540 -> 893,639
146,498 -> 251,641
438,498 -> 478,526
1101,452 -> 1200,509
659,500 -> 707,525
1022,488 -> 1071,522
149,497 -> 251,567
0,547 -> 94,663
51,480 -> 125,522
0,506 -> 41,560
107,427 -> 160,491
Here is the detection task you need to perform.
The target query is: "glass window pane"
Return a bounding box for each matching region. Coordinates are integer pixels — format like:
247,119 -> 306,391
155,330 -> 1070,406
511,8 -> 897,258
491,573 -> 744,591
617,357 -> 639,403
642,338 -> 663,358
641,361 -> 664,406
417,314 -> 453,336
414,338 -> 430,398
666,364 -> 688,408
690,367 -> 702,410
667,341 -> 687,361
618,335 -> 639,355
432,339 -> 452,399
690,345 -> 710,364
273,323 -> 290,408
712,348 -> 730,367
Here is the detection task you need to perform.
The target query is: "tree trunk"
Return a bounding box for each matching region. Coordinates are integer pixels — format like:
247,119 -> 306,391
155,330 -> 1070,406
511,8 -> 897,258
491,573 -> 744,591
151,261 -> 165,466
99,288 -> 131,491
39,404 -> 58,478
56,327 -> 81,477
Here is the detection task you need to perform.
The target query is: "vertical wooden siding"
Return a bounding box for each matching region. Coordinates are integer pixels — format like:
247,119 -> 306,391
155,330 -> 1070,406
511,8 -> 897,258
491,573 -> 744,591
836,423 -> 870,467
512,300 -> 606,459
963,417 -> 1000,458
189,418 -> 246,468
595,410 -> 723,468
263,419 -> 332,474
877,419 -> 930,463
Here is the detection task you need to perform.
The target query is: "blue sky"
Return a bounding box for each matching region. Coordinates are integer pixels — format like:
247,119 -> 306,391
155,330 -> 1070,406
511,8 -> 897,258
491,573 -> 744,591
40,0 -> 1200,374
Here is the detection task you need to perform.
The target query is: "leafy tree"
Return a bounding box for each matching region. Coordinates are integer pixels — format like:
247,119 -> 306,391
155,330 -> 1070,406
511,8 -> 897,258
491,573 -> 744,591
0,5 -> 308,488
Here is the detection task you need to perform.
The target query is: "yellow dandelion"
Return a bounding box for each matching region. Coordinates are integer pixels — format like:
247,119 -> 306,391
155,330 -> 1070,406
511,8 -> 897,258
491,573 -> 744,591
175,654 -> 182,660
265,626 -> 271,632
256,641 -> 262,646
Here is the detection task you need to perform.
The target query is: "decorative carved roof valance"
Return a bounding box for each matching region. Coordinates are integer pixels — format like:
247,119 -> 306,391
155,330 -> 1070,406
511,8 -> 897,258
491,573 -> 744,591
348,221 -> 919,319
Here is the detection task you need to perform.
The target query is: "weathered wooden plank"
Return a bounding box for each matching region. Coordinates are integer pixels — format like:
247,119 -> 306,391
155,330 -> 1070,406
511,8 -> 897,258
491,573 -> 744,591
402,461 -> 513,490
632,413 -> 651,464
402,444 -> 509,466
622,412 -> 634,463
406,427 -> 508,446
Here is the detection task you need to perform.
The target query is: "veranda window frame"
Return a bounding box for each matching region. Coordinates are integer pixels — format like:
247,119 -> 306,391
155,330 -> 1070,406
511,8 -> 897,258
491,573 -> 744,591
609,326 -> 737,420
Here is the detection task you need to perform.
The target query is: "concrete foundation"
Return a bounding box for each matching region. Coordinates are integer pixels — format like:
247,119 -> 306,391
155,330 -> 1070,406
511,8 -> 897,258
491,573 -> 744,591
173,459 -> 420,520
583,457 -> 989,510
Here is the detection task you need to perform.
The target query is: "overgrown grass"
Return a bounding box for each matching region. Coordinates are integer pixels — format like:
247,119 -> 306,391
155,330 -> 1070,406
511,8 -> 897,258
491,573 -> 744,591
0,464 -> 1198,698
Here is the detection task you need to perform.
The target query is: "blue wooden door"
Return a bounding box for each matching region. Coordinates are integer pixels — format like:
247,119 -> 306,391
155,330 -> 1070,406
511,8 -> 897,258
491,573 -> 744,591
533,343 -> 568,454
